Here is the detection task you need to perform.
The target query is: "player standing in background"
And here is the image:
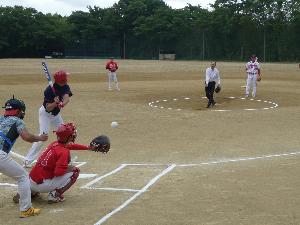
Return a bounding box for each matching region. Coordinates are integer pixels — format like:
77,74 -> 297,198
105,57 -> 120,91
0,97 -> 48,217
245,55 -> 261,97
205,61 -> 221,108
24,70 -> 72,168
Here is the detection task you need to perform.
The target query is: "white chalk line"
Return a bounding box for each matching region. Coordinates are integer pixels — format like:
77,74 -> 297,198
88,187 -> 141,192
0,183 -> 17,187
93,164 -> 176,225
148,96 -> 279,112
177,151 -> 300,167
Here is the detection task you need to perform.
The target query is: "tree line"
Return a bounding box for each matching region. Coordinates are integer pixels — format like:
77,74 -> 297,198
0,0 -> 299,61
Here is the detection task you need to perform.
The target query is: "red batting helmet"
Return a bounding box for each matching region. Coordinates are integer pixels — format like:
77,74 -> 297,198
54,70 -> 68,85
55,123 -> 77,143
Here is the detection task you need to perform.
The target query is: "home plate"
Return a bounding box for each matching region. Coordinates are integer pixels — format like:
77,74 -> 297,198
78,174 -> 97,179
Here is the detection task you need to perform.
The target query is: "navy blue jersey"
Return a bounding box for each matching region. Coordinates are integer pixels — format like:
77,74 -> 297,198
43,83 -> 73,116
0,115 -> 25,153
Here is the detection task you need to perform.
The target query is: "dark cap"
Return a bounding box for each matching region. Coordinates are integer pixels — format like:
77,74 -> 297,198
3,98 -> 26,117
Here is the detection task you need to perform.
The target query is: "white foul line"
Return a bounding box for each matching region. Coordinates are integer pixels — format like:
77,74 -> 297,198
91,187 -> 140,192
177,151 -> 300,167
93,164 -> 176,225
0,183 -> 17,187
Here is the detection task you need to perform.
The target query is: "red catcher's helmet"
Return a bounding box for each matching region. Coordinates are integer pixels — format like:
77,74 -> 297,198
54,70 -> 68,85
55,123 -> 77,143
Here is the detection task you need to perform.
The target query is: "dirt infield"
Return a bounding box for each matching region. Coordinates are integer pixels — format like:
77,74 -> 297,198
0,59 -> 300,225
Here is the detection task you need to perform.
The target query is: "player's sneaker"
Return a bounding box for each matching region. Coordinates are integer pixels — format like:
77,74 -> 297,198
20,207 -> 41,218
13,193 -> 20,203
23,160 -> 32,168
47,191 -> 65,204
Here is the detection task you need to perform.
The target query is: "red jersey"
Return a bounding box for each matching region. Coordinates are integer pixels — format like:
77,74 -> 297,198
30,141 -> 70,183
105,61 -> 118,72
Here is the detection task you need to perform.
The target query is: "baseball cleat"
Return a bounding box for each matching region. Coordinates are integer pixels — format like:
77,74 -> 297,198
23,160 -> 33,168
20,207 -> 41,218
47,192 -> 65,204
13,193 -> 20,204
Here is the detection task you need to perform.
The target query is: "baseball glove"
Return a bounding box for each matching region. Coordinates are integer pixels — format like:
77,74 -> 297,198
90,135 -> 110,153
257,75 -> 262,82
215,85 -> 221,93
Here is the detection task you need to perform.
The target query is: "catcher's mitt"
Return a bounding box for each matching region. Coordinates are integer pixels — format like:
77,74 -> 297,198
257,75 -> 262,82
90,135 -> 110,153
215,85 -> 221,93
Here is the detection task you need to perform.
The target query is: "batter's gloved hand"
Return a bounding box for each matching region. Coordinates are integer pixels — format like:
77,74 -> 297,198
90,135 -> 110,153
58,102 -> 64,109
215,85 -> 221,93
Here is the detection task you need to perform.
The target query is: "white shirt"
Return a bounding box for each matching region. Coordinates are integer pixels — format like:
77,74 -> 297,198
205,67 -> 220,85
246,61 -> 260,76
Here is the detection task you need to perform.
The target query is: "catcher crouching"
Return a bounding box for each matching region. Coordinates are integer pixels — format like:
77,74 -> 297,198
13,123 -> 110,204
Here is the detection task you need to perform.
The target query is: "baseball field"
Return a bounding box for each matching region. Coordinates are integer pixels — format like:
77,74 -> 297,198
0,59 -> 300,225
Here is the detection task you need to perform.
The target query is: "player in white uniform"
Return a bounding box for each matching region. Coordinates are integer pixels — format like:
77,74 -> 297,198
245,55 -> 261,97
205,61 -> 221,108
0,97 -> 48,217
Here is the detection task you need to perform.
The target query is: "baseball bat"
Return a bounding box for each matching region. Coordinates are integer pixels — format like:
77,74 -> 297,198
42,61 -> 56,95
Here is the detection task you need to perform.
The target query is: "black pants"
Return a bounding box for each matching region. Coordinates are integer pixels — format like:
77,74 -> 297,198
205,81 -> 216,105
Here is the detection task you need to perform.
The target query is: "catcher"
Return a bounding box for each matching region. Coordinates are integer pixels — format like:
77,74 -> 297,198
13,123 -> 110,204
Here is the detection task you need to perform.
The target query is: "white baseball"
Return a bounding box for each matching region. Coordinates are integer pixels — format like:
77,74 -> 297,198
111,121 -> 118,128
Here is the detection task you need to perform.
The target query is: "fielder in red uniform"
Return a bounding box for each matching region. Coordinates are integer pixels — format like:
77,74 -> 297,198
28,123 -> 94,203
105,57 -> 120,91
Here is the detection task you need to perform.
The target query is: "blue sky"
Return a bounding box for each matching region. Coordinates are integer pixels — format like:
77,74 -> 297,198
0,0 -> 215,16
